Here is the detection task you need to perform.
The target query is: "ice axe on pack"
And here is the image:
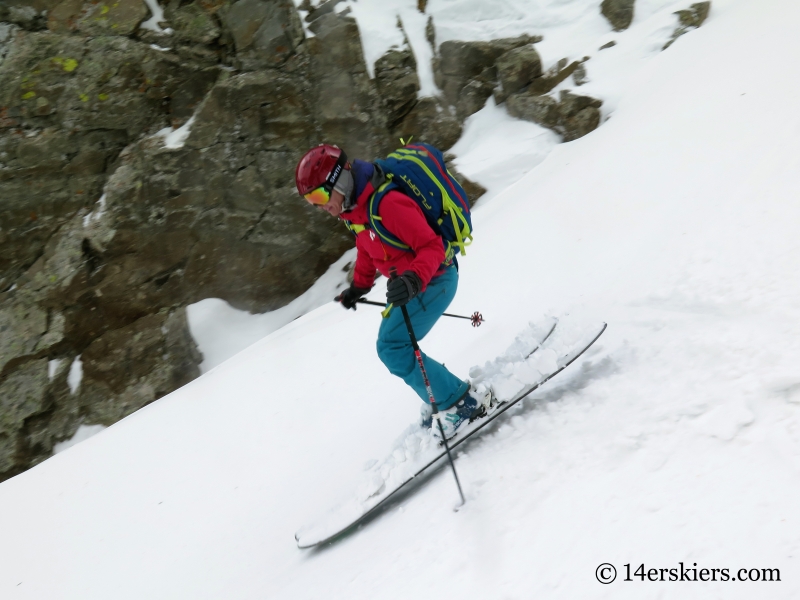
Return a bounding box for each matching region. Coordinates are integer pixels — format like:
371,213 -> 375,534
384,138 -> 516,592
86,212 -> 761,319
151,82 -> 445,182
355,298 -> 485,327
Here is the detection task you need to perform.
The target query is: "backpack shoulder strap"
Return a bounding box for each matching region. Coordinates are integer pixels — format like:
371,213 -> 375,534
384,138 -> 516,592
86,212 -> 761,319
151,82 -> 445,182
340,181 -> 409,249
342,221 -> 366,237
367,180 -> 410,251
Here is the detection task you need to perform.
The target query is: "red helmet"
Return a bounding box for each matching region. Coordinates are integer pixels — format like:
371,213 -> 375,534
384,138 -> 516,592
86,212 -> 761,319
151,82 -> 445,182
295,144 -> 348,196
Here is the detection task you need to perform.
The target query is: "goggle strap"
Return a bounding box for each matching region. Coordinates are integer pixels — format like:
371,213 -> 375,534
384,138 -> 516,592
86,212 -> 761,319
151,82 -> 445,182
325,152 -> 348,189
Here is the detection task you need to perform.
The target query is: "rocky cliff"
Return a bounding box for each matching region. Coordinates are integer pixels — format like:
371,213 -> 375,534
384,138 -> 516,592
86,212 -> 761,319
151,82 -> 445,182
0,0 -> 651,480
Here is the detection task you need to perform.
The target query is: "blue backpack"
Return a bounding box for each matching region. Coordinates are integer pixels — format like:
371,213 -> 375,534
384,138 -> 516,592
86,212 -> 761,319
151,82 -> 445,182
350,143 -> 474,265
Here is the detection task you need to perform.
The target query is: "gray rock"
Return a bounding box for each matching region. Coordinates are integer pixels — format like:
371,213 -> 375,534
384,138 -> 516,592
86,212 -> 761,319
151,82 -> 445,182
506,90 -> 603,141
425,15 -> 435,50
0,310 -> 201,480
0,360 -> 49,433
664,2 -> 711,49
393,97 -> 463,151
0,23 -> 17,60
0,0 -> 57,30
45,0 -> 149,36
0,359 -> 50,475
304,0 -> 345,23
81,0 -> 149,36
9,212 -> 87,299
558,90 -> 602,119
0,433 -> 17,474
0,32 -> 219,133
560,91 -> 603,141
676,1 -> 711,27
494,45 -> 543,103
15,356 -> 79,470
0,300 -> 48,374
601,0 -> 636,31
562,107 -> 601,142
71,66 -> 357,314
572,63 -> 588,86
0,32 -> 217,294
456,79 -> 494,120
374,47 -> 420,128
435,35 -> 541,107
0,127 -> 115,294
506,93 -> 560,129
222,0 -> 304,70
187,69 -> 312,148
44,0 -> 82,33
305,11 -> 387,159
527,59 -> 581,96
8,5 -> 39,28
166,1 -> 221,45
78,309 -> 201,425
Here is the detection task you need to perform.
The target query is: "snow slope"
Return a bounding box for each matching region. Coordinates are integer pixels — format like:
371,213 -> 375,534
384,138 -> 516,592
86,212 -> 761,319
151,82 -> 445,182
3,0 -> 800,598
187,250 -> 356,373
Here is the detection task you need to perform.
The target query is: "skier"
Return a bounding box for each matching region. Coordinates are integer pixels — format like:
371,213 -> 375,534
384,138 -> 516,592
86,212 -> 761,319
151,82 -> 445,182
295,144 -> 483,439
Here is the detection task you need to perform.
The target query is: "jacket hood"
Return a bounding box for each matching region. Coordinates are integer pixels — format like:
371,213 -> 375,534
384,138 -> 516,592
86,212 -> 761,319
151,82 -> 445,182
343,160 -> 385,212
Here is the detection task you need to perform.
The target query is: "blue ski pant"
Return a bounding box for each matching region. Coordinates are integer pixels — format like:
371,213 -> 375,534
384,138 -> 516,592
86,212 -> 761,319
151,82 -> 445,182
376,265 -> 469,410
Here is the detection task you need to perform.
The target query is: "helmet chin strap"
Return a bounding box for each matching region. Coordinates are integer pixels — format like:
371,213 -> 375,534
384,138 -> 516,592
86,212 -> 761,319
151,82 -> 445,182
335,167 -> 356,211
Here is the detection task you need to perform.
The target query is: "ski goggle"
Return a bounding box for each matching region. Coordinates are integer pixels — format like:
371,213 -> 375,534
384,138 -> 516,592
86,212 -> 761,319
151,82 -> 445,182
304,185 -> 332,206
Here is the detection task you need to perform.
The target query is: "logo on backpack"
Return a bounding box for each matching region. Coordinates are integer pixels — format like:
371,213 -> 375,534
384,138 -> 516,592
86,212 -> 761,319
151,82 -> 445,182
397,174 -> 432,211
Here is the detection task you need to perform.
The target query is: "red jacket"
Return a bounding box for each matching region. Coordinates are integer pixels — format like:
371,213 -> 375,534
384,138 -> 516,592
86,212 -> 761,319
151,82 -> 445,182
342,182 -> 446,291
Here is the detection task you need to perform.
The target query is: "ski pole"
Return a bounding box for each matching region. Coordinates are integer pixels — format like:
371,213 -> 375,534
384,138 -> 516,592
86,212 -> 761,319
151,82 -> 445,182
356,299 -> 485,327
389,268 -> 466,507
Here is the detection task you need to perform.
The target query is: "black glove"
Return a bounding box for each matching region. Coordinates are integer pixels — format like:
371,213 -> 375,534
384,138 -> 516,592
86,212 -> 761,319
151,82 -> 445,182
386,271 -> 422,307
335,285 -> 371,310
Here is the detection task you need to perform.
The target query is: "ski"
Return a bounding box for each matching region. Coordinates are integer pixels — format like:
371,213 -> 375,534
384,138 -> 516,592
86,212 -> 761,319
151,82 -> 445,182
295,320 -> 606,548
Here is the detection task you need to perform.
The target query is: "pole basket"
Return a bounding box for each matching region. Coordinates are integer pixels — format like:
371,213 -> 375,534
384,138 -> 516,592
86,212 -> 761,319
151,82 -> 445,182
470,312 -> 484,327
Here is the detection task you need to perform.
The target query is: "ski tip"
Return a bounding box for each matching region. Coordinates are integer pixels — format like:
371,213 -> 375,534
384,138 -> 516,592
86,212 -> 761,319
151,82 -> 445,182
297,536 -> 329,549
296,529 -> 325,549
